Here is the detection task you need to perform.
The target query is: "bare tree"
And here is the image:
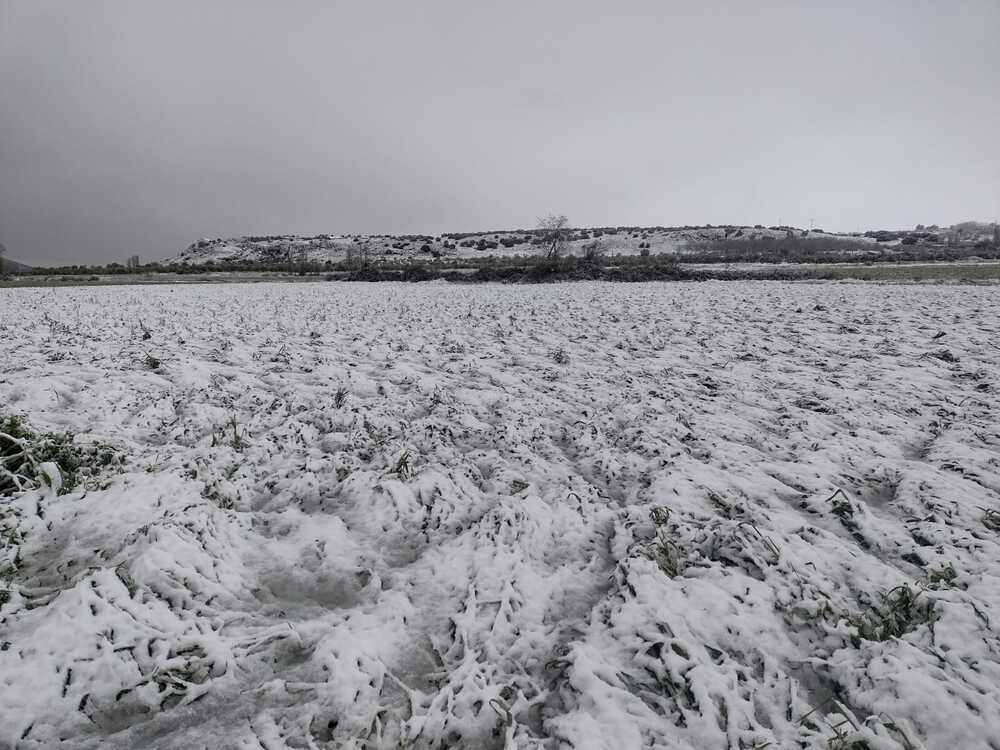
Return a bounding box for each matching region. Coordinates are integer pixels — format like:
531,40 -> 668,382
0,242 -> 6,275
582,238 -> 605,261
537,214 -> 571,259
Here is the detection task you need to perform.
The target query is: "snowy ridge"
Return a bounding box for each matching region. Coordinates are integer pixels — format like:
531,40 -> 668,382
165,226 -> 867,265
1,282 -> 999,749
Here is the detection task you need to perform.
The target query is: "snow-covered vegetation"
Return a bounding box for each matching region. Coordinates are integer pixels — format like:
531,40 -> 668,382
1,281 -> 998,749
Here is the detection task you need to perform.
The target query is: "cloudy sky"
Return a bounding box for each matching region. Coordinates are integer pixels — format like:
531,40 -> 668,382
1,1 -> 998,265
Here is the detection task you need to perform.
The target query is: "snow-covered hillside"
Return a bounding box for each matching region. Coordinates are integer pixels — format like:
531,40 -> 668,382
1,282 -> 998,749
165,226 -> 868,265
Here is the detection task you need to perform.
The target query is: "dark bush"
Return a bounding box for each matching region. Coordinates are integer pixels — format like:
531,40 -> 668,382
346,267 -> 397,282
402,264 -> 433,282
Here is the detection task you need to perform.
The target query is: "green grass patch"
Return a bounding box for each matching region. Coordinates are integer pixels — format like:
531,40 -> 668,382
1,414 -> 119,496
847,584 -> 935,646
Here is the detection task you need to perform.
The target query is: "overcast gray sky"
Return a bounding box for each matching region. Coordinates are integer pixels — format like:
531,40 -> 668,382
1,1 -> 998,265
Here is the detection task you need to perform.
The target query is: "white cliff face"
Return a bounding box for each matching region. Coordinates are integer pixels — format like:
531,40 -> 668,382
1,280 -> 998,749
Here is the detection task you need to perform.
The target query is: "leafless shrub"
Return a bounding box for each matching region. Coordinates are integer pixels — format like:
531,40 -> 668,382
537,214 -> 571,259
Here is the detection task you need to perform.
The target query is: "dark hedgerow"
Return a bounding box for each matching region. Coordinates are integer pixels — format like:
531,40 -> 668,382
402,263 -> 434,282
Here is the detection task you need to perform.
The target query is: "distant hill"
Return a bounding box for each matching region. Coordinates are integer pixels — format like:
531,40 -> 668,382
164,224 -> 874,265
5,259 -> 33,273
0,244 -> 33,273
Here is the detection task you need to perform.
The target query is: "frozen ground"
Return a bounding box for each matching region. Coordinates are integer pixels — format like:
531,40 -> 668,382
1,281 -> 998,750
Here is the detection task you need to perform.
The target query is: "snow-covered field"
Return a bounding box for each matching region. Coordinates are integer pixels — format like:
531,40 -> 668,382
1,281 -> 998,750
